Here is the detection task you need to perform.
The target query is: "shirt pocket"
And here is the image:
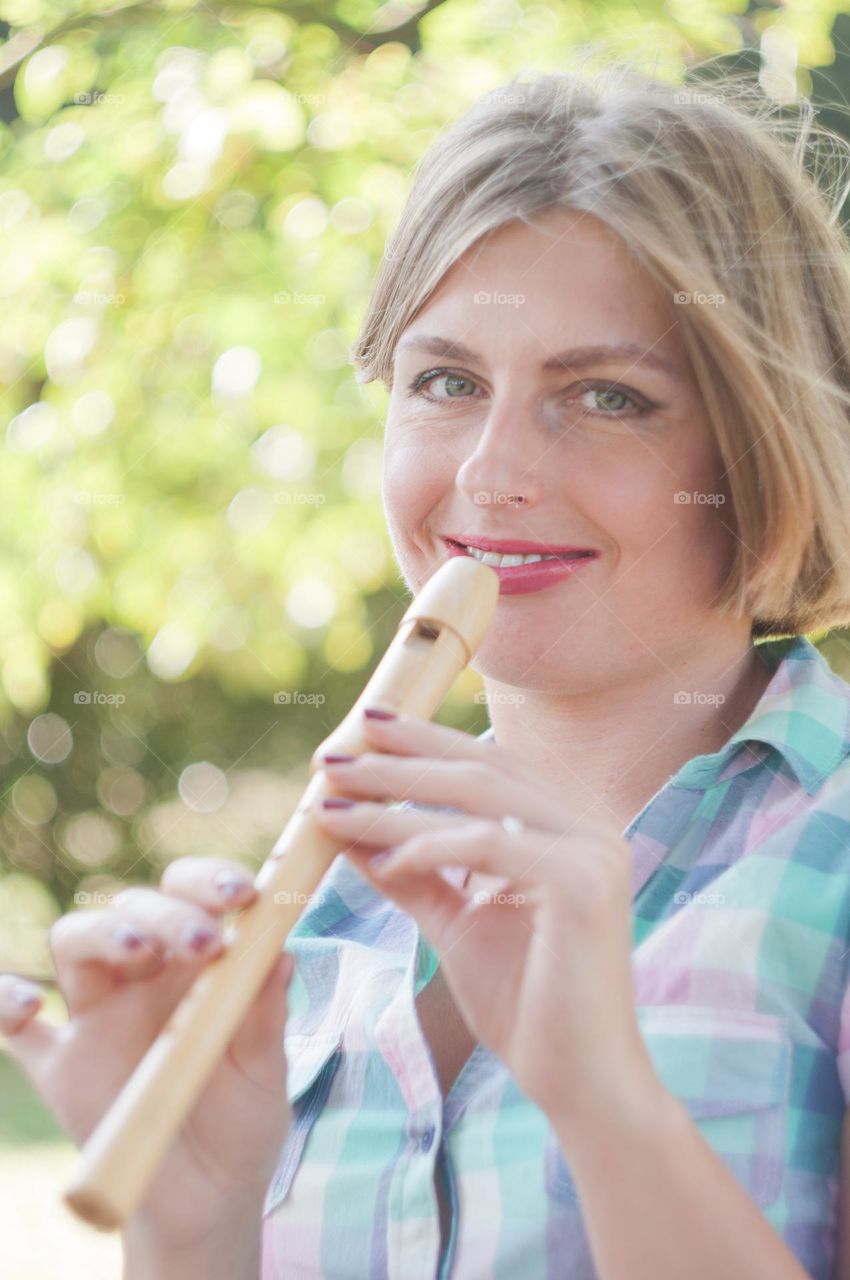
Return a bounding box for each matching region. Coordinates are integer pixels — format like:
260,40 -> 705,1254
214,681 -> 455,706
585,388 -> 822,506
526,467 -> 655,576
263,1031 -> 344,1217
544,1005 -> 791,1212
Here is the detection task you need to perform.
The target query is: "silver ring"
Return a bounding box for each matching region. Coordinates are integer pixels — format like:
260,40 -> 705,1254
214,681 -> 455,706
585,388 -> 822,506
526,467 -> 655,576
501,814 -> 526,837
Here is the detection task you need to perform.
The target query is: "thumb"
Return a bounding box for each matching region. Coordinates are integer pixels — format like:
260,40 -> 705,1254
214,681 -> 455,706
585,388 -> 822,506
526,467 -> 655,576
228,952 -> 294,1092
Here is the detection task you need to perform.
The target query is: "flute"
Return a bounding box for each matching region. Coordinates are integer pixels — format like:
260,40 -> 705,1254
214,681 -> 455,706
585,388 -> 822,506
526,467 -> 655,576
63,556 -> 499,1230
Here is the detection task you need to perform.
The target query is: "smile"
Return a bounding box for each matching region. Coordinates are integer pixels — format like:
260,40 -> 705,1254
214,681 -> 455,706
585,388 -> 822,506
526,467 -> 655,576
442,537 -> 599,596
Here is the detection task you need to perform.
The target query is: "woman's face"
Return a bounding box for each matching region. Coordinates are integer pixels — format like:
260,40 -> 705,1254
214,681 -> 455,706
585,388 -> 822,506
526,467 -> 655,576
382,208 -> 743,693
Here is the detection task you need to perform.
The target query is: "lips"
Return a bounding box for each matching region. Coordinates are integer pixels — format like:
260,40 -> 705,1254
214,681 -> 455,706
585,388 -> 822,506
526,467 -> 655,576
442,536 -> 599,596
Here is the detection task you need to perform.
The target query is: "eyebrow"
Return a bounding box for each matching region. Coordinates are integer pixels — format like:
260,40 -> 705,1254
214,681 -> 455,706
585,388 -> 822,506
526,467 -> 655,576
394,333 -> 685,382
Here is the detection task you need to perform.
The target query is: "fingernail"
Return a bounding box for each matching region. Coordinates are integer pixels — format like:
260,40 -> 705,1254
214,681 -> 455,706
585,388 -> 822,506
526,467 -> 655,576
214,872 -> 253,902
322,797 -> 357,809
181,923 -> 217,952
10,983 -> 41,1008
322,754 -> 357,764
112,924 -> 148,951
364,708 -> 396,721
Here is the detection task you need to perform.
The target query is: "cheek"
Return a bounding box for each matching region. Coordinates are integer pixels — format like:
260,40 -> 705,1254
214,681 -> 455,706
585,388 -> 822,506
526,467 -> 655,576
381,432 -> 448,551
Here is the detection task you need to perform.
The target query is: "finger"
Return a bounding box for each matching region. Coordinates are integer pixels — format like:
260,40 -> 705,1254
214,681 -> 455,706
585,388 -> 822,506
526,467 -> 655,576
49,892 -> 222,1016
0,975 -> 58,1078
360,710 -> 512,767
344,846 -> 470,951
321,754 -> 567,831
159,857 -> 256,913
368,820 -> 562,888
108,887 -> 225,960
313,798 -> 462,850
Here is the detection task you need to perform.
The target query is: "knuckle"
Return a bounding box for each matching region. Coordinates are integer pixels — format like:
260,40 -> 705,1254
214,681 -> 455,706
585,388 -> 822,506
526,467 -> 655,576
111,886 -> 155,910
159,855 -> 214,890
467,761 -> 492,789
47,913 -> 78,953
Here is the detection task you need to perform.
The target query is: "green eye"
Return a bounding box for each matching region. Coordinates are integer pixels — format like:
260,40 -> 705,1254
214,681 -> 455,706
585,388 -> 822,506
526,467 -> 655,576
593,388 -> 629,412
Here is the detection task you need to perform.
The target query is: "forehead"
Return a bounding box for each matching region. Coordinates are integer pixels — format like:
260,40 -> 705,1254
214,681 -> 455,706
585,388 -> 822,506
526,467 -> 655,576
396,210 -> 686,374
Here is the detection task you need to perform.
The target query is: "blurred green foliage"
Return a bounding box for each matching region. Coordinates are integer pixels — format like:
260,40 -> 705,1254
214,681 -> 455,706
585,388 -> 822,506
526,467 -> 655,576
2,0 -> 850,980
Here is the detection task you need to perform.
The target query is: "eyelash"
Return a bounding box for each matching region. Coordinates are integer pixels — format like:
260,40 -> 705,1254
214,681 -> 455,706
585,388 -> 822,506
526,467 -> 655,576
405,367 -> 657,419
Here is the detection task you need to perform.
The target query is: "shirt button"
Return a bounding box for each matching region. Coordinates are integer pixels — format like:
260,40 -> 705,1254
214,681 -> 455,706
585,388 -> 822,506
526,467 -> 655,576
420,1125 -> 435,1152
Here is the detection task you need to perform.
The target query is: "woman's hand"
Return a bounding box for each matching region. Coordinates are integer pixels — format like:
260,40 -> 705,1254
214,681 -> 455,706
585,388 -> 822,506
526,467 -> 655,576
0,857 -> 294,1252
315,712 -> 659,1126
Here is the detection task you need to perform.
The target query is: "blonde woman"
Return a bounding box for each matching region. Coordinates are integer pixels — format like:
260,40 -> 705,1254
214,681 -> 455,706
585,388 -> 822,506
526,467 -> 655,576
5,64 -> 850,1280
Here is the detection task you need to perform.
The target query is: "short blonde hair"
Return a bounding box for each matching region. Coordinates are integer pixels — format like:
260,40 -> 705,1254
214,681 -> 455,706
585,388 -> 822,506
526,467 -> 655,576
351,62 -> 850,640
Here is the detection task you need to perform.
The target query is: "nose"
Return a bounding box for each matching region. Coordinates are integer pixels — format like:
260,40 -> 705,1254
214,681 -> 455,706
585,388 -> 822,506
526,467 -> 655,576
455,407 -> 544,510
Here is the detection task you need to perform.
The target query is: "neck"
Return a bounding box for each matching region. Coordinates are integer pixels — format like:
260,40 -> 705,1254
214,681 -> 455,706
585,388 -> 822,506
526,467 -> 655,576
484,632 -> 774,835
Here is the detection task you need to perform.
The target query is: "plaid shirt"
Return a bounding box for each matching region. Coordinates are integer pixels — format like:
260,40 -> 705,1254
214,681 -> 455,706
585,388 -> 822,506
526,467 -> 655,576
262,634 -> 850,1279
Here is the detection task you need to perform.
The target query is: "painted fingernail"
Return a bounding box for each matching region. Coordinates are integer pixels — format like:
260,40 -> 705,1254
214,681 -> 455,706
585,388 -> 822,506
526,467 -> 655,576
214,872 -> 253,902
322,754 -> 357,765
364,708 -> 396,721
322,797 -> 357,809
181,923 -> 217,952
10,983 -> 41,1008
112,923 -> 148,951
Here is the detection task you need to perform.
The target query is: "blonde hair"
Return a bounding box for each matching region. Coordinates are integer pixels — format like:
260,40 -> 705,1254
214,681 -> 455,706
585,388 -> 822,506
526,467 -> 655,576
351,61 -> 850,640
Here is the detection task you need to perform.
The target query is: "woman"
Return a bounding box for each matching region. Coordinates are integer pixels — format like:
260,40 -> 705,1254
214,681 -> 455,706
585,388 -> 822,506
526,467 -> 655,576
5,64 -> 850,1280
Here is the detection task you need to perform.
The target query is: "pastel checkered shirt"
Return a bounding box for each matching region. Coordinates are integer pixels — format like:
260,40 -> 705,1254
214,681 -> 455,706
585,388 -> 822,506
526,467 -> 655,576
262,634 -> 850,1279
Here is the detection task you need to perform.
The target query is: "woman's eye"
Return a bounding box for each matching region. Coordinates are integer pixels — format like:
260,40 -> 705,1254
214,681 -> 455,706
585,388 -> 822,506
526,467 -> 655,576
407,369 -> 480,400
564,383 -> 653,420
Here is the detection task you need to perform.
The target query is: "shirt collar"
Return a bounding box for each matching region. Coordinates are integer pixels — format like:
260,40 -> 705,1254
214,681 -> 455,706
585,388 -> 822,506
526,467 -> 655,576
481,636 -> 850,797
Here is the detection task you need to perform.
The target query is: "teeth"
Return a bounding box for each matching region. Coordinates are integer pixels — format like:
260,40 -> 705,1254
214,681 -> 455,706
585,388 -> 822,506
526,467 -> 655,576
464,545 -> 579,567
